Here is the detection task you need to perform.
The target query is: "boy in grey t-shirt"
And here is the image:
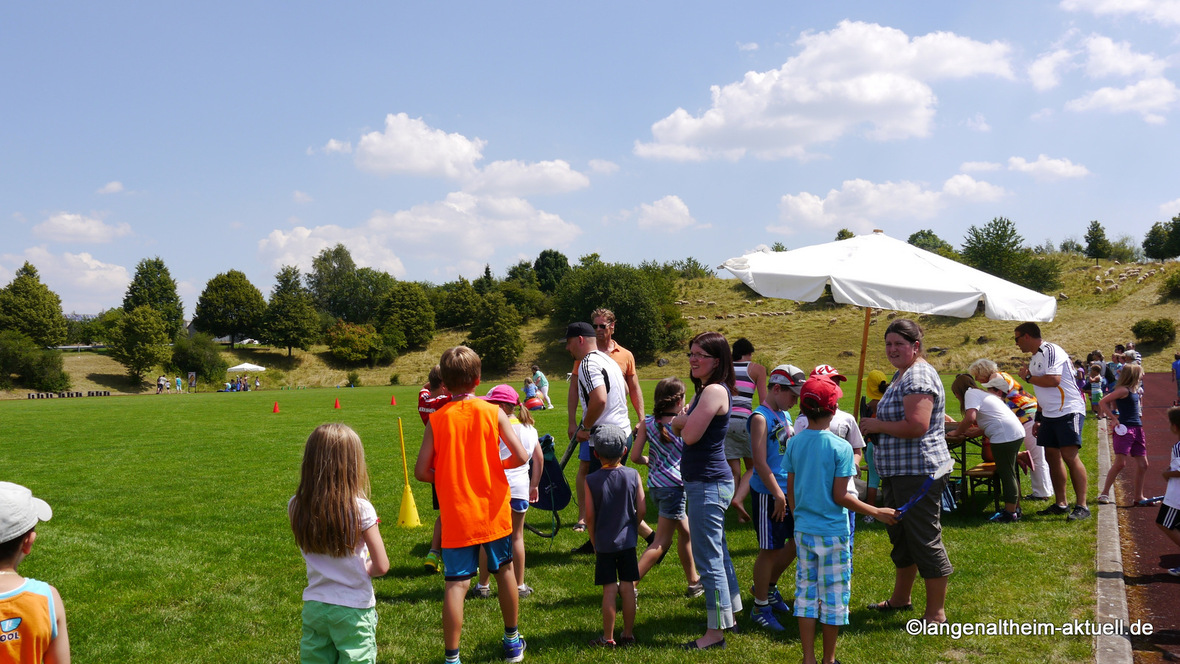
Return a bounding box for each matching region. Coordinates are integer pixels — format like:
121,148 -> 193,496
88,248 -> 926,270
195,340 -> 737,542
585,424 -> 646,647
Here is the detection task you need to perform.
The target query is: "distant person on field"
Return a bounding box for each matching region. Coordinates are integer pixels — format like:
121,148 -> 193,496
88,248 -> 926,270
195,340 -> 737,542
175,376 -> 182,393
0,482 -> 70,663
1089,364 -> 1105,416
289,424 -> 389,664
530,365 -> 553,410
414,346 -> 529,664
1172,353 -> 1180,407
585,424 -> 644,647
418,365 -> 452,575
522,378 -> 537,400
725,338 -> 768,522
1156,407 -> 1180,577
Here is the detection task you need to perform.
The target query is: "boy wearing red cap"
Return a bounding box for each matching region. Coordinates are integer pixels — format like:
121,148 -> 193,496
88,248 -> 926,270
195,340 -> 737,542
783,377 -> 896,664
0,482 -> 69,663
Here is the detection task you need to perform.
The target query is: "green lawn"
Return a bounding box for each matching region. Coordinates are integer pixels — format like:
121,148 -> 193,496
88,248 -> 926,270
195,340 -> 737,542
4,380 -> 1096,663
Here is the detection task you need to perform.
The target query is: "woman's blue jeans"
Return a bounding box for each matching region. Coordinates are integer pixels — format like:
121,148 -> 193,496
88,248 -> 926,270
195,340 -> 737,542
684,479 -> 741,629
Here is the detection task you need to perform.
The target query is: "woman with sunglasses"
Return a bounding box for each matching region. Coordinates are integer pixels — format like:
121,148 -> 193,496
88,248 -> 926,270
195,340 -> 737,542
672,331 -> 739,649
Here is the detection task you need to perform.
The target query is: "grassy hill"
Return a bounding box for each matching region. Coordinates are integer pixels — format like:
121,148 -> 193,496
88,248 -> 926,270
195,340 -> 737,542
8,255 -> 1178,399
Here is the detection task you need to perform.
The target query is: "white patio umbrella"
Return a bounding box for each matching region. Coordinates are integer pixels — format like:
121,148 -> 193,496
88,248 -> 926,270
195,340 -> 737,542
720,230 -> 1057,411
227,362 -> 266,372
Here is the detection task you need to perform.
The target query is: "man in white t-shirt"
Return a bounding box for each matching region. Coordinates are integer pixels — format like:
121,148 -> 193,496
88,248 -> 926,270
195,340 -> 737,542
1015,322 -> 1090,521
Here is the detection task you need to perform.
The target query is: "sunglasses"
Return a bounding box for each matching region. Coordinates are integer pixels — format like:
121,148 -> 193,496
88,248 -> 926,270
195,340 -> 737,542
593,324 -> 610,330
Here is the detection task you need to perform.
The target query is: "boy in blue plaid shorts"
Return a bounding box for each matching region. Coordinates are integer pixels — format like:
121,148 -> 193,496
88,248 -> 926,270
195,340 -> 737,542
784,376 -> 897,664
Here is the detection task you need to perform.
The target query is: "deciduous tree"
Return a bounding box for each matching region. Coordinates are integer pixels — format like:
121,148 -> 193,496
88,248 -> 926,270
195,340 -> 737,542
261,266 -> 320,357
109,305 -> 172,382
466,292 -> 524,372
192,270 -> 266,348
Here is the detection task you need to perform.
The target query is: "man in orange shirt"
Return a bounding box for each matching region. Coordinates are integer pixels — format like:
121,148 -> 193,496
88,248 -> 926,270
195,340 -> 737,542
415,346 -> 530,663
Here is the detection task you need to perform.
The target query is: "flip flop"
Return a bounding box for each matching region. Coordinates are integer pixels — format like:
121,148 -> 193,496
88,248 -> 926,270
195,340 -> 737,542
868,599 -> 913,612
682,638 -> 726,650
1135,498 -> 1162,507
588,636 -> 616,647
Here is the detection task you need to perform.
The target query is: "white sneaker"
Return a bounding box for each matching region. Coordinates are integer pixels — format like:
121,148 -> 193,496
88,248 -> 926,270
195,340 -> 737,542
1097,494 -> 1113,505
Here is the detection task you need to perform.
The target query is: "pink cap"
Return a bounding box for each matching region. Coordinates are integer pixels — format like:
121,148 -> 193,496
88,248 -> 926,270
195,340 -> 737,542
482,384 -> 520,405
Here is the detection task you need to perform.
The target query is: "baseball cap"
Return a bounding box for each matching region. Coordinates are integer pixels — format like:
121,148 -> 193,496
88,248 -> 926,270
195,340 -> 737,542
564,322 -> 596,339
482,384 -> 520,406
590,424 -> 629,459
768,364 -> 806,394
800,376 -> 842,413
865,369 -> 889,401
981,375 -> 1010,392
810,364 -> 847,383
0,482 -> 52,543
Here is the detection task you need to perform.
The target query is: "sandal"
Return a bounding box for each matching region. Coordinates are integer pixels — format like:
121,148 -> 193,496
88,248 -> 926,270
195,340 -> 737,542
617,635 -> 637,647
867,599 -> 913,612
682,638 -> 726,650
1135,498 -> 1162,507
572,522 -> 587,533
588,636 -> 616,647
1097,494 -> 1112,505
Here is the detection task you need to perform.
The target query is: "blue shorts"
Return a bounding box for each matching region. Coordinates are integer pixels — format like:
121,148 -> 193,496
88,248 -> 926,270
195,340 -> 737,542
1037,413 -> 1085,449
510,498 -> 529,513
651,485 -> 686,520
579,440 -> 593,462
442,535 -> 513,581
752,489 -> 793,550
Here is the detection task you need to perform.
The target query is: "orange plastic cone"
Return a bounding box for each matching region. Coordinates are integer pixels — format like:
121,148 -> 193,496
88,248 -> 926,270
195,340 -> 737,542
273,401 -> 280,413
334,398 -> 341,409
391,395 -> 397,406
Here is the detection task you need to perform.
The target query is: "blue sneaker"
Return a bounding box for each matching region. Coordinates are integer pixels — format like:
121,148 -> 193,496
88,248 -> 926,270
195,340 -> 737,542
503,635 -> 526,663
750,604 -> 785,632
768,587 -> 792,614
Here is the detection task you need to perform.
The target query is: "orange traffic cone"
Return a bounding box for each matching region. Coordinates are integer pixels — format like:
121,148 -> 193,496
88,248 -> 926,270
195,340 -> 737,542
273,401 -> 280,414
391,395 -> 397,406
334,398 -> 341,409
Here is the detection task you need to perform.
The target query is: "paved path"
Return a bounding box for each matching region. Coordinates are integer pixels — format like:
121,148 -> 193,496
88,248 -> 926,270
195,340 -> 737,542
1114,372 -> 1180,662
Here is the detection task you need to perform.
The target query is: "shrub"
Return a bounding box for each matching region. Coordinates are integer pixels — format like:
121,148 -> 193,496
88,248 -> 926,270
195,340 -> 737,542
1131,318 -> 1176,344
0,330 -> 70,392
465,292 -> 524,372
325,322 -> 382,365
346,370 -> 361,387
1159,271 -> 1180,300
170,332 -> 228,385
389,373 -> 400,385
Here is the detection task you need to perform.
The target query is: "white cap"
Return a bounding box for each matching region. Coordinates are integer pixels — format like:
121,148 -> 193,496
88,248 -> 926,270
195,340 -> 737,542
0,482 -> 52,543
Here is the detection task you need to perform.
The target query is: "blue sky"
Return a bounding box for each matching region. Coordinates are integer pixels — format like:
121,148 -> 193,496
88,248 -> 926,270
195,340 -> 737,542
3,1 -> 1179,316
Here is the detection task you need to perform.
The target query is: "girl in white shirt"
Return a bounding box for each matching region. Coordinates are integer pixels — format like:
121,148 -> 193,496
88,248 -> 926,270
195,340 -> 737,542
289,423 -> 390,663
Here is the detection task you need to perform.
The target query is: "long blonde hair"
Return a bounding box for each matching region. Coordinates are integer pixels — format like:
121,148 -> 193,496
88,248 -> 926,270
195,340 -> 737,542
290,423 -> 371,557
1115,363 -> 1142,392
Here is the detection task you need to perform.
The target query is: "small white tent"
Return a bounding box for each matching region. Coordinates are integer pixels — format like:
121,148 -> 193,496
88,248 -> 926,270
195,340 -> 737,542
227,362 -> 266,372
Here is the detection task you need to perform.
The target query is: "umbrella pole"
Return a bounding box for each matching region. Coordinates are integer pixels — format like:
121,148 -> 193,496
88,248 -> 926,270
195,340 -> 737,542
853,307 -> 871,422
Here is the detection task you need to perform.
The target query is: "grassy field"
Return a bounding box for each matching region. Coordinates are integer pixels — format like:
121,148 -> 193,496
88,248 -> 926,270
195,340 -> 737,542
4,379 -> 1097,663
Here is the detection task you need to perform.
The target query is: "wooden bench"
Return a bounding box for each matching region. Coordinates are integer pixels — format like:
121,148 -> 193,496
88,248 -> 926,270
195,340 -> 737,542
965,462 -> 999,512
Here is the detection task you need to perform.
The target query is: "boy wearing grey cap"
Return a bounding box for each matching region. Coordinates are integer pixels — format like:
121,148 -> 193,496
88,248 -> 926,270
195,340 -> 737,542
584,424 -> 646,647
0,482 -> 69,663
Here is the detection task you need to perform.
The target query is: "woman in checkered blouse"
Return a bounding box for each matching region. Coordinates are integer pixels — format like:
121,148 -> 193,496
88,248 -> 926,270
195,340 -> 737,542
859,319 -> 954,625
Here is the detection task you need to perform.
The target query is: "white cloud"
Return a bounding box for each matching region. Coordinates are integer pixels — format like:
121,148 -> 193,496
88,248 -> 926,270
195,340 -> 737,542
354,113 -> 485,179
1061,0 -> 1180,26
258,192 -> 580,279
772,174 -> 1004,232
1030,108 -> 1056,121
293,190 -> 314,204
32,213 -> 132,243
1160,197 -> 1180,217
965,113 -> 991,132
96,181 -> 124,195
633,196 -> 705,232
737,41 -> 759,52
323,139 -> 352,154
941,174 -> 1006,201
0,246 -> 130,314
960,161 -> 1002,171
464,159 -> 590,196
1028,48 -> 1074,91
588,159 -> 619,174
1083,35 -> 1166,79
1007,154 -> 1091,179
635,21 -> 1014,162
1065,77 -> 1180,123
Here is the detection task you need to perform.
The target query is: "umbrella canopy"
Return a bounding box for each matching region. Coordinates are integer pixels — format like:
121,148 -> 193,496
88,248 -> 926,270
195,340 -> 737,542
721,230 -> 1057,322
227,362 -> 266,372
720,230 -> 1057,415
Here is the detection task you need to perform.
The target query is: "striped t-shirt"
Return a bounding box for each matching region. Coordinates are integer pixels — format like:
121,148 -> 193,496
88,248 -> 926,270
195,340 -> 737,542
643,415 -> 684,488
732,361 -> 756,420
